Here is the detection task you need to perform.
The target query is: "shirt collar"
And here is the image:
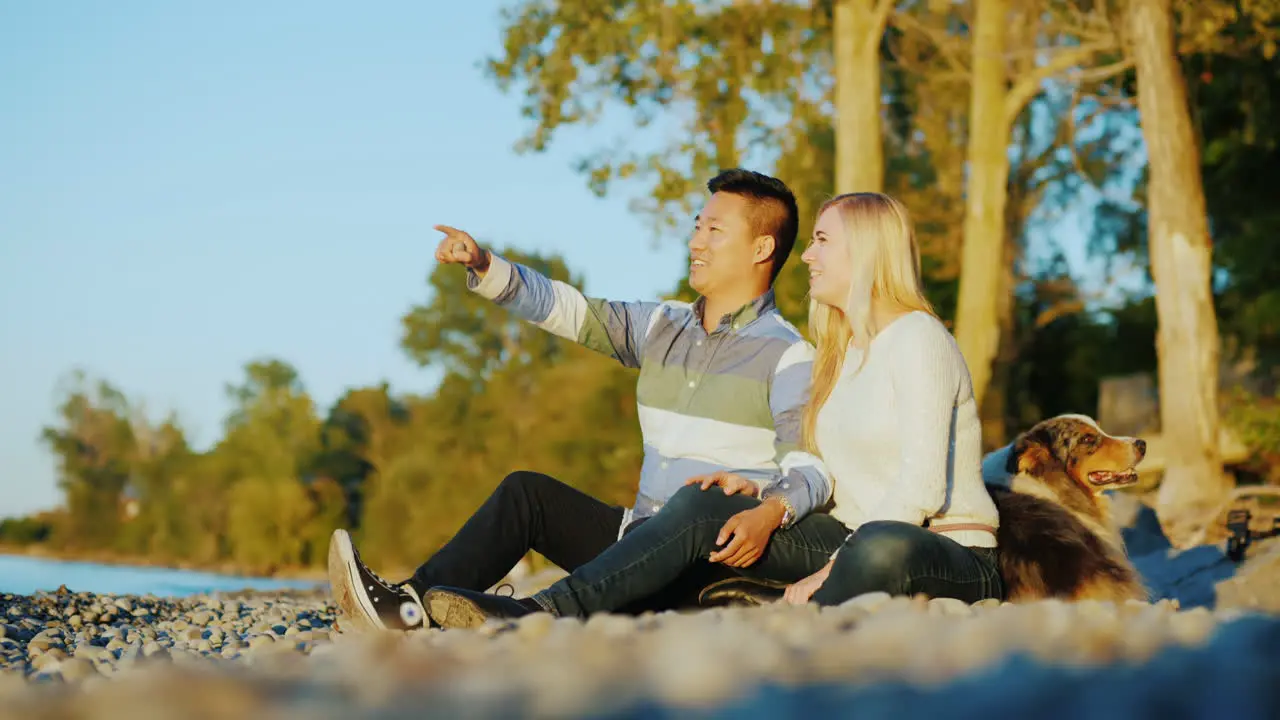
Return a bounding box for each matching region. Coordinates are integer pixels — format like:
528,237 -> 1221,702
692,289 -> 776,333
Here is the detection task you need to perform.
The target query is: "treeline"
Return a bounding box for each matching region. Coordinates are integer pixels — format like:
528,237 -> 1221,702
6,0 -> 1280,568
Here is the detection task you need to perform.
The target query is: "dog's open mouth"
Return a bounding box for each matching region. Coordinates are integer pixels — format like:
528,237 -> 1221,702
1087,469 -> 1139,487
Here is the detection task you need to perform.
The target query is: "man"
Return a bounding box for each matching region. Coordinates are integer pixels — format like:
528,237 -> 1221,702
328,169 -> 832,631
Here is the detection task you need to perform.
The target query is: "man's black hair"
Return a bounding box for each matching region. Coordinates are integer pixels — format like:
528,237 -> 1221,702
706,168 -> 800,284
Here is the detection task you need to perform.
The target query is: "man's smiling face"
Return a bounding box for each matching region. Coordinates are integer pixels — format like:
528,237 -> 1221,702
688,191 -> 759,297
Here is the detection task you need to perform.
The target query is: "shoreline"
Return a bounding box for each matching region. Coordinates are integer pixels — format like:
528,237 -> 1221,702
0,544 -> 331,585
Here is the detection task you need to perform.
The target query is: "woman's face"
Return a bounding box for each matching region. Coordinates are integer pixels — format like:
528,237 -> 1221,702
801,206 -> 853,311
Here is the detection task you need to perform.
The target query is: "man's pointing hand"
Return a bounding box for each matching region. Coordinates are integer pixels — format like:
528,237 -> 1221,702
434,225 -> 491,273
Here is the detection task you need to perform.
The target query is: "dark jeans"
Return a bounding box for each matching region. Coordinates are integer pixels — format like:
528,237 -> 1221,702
813,522 -> 1003,605
405,471 -> 729,612
531,483 -> 1004,617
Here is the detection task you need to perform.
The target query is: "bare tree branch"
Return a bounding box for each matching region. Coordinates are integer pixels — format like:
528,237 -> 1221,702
891,10 -> 969,77
872,0 -> 896,34
1034,299 -> 1086,329
1062,63 -> 1137,197
1068,57 -> 1135,85
1004,43 -> 1115,127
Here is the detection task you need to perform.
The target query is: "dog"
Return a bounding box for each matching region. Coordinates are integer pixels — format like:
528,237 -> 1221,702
986,413 -> 1150,604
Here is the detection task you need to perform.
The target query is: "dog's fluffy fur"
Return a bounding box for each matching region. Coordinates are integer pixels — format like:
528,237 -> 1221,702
986,414 -> 1150,604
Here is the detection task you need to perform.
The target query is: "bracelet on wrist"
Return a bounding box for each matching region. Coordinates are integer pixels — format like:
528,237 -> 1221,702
765,494 -> 797,528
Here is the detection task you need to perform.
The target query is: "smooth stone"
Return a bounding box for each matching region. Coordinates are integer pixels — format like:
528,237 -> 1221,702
841,592 -> 892,612
584,614 -> 634,638
927,598 -> 974,616
516,612 -> 556,641
55,657 -> 98,681
248,635 -> 276,649
30,649 -> 67,671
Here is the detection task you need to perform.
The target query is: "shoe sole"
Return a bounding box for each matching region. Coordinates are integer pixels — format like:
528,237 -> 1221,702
424,589 -> 488,630
698,578 -> 789,607
327,529 -> 386,632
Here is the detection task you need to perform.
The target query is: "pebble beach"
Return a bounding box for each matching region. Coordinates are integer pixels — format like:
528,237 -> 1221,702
2,536 -> 1279,719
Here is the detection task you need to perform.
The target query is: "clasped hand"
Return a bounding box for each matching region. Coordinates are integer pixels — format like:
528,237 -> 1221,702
683,472 -> 830,602
682,472 -> 781,568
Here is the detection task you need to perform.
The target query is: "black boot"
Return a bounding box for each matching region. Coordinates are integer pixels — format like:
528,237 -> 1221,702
697,577 -> 788,608
423,586 -> 544,629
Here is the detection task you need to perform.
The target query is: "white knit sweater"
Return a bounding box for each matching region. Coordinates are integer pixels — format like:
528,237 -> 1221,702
815,311 -> 999,548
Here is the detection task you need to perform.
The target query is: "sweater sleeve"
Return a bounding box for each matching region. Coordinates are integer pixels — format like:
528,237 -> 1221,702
861,317 -> 959,527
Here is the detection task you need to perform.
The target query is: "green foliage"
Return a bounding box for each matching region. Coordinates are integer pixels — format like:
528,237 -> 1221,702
1188,46 -> 1280,366
0,515 -> 53,545
1223,387 -> 1280,482
38,372 -> 137,550
487,0 -> 828,234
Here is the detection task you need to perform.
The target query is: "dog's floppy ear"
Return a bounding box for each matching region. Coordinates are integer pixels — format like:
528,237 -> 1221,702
1008,427 -> 1054,476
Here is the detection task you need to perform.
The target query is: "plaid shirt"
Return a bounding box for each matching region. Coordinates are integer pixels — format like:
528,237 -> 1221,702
469,253 -> 833,532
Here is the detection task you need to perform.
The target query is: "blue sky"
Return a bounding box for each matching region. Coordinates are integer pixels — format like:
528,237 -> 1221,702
0,1 -> 693,517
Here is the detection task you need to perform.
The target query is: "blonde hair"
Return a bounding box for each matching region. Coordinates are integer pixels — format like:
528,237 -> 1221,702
801,192 -> 938,453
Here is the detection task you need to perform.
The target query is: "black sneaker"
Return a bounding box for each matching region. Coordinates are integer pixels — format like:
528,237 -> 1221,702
327,529 -> 427,631
423,586 -> 542,629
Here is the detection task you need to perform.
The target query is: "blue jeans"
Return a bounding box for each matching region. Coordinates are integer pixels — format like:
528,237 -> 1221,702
530,484 -> 1003,617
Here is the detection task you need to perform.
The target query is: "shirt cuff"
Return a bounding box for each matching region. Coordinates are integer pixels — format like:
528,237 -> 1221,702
760,469 -> 814,524
465,253 -> 514,300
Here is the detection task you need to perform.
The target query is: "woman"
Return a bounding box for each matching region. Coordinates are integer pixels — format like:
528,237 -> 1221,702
775,191 -> 1001,605
422,193 -> 1003,625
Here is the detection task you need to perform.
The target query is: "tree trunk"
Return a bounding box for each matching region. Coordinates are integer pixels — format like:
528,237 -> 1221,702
954,0 -> 1010,408
982,183 -> 1025,450
834,0 -> 891,193
1128,0 -> 1230,546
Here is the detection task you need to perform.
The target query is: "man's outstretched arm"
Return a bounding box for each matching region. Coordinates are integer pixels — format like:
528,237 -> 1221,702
435,224 -> 660,368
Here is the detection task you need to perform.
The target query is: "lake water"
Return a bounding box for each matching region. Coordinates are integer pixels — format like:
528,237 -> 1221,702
0,554 -> 325,597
